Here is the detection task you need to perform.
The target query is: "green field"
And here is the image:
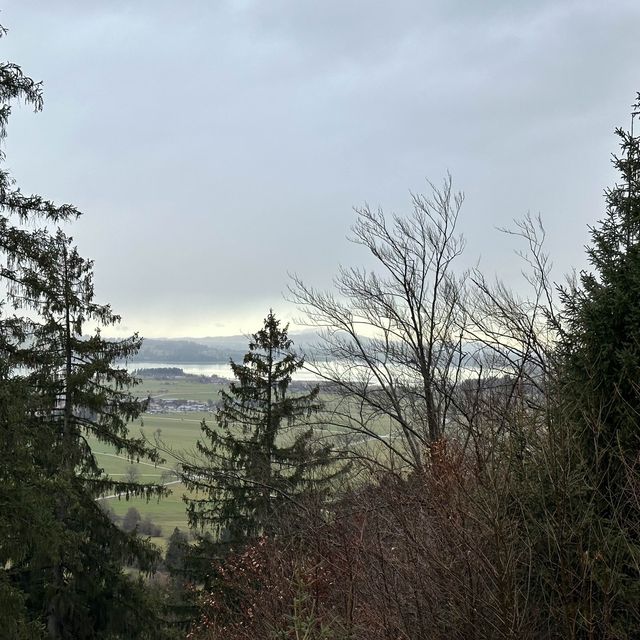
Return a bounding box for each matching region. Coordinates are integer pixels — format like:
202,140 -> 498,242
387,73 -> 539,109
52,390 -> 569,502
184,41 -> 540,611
94,375 -> 396,548
93,412 -> 206,546
94,377 -> 221,545
136,378 -> 228,402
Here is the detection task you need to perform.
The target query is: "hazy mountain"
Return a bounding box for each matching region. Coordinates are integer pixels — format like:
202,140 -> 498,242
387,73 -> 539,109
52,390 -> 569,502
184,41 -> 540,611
131,330 -> 322,364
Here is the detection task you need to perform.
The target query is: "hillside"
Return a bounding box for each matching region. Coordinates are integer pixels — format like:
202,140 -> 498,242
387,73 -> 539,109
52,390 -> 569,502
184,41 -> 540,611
131,330 -> 321,364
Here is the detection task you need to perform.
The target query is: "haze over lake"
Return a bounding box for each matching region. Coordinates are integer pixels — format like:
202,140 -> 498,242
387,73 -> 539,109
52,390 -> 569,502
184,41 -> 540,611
129,362 -> 324,382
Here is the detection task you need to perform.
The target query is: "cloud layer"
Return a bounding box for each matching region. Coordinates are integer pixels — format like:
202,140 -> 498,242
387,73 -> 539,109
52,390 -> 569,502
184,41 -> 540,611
3,0 -> 639,335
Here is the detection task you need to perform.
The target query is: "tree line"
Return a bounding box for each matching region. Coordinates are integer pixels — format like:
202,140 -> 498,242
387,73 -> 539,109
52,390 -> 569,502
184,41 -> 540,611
1,23 -> 639,640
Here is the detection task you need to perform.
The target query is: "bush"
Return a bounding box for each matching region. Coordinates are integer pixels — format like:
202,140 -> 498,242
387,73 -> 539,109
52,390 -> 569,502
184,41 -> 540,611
122,507 -> 141,533
138,517 -> 162,537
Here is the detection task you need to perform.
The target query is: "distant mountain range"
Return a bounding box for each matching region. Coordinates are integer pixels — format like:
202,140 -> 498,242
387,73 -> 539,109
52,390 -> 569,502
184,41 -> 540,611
130,330 -> 321,364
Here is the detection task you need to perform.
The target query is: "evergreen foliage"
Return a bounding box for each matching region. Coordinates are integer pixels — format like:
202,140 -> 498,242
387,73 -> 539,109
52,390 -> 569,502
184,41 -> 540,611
182,311 -> 338,546
561,95 -> 640,490
550,95 -> 640,636
165,528 -> 189,576
0,27 -> 168,638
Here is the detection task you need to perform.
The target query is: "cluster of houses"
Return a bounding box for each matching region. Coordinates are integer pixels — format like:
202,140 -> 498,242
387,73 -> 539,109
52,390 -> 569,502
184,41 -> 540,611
146,397 -> 214,414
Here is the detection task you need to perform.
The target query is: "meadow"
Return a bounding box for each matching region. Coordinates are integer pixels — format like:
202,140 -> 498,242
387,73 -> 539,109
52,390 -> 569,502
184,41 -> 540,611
94,374 -> 392,549
92,375 -> 227,547
93,410 -> 205,549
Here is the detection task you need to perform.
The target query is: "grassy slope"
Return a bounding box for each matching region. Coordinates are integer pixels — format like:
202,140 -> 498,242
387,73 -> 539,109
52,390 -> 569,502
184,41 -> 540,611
95,376 -> 393,547
93,377 -> 220,544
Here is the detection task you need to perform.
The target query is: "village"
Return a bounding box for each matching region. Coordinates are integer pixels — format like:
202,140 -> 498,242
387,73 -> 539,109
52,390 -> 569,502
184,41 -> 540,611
145,397 -> 213,414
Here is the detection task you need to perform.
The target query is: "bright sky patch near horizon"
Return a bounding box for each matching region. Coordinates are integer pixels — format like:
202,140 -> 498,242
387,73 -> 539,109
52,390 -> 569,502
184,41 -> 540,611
2,1 -> 639,338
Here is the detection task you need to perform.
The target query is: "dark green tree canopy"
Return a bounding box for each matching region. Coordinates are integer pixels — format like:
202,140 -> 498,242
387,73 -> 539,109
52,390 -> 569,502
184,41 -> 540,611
182,311 -> 337,547
561,94 -> 640,477
555,94 -> 640,635
0,26 -> 168,639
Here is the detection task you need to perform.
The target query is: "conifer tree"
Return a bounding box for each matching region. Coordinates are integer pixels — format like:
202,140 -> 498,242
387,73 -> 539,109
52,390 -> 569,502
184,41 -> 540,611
165,528 -> 189,576
182,311 -> 337,547
561,95 -> 640,495
557,94 -> 640,635
0,26 -> 169,638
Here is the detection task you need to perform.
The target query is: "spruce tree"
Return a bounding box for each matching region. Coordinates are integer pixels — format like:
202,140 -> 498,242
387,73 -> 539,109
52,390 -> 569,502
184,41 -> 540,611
182,311 -> 337,547
165,528 -> 189,576
0,27 -> 169,638
561,95 -> 640,494
558,94 -> 640,635
0,30 -> 76,638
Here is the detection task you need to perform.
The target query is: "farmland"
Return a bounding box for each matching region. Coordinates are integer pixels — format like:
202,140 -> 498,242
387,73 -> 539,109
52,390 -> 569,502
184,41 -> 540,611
93,416 -> 203,548
93,370 -> 393,547
93,373 -> 226,547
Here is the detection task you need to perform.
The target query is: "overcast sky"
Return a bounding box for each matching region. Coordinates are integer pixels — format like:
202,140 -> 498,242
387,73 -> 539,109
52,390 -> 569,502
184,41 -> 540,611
2,1 -> 639,337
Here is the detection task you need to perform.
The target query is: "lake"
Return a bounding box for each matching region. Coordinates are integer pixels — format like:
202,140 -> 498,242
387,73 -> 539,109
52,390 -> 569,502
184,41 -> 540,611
127,362 -> 325,381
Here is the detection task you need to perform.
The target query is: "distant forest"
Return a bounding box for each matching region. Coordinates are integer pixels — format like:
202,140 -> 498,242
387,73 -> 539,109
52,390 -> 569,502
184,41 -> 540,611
132,333 -> 319,364
133,338 -> 244,363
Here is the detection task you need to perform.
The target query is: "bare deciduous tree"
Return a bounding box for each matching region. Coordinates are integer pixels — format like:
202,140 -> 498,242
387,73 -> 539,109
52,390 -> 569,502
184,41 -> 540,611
289,175 -> 469,470
450,214 -> 561,463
